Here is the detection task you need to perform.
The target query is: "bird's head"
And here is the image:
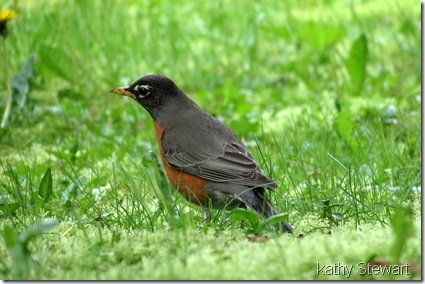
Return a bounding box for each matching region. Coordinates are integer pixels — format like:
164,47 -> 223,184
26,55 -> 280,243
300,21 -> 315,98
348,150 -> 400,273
111,75 -> 183,119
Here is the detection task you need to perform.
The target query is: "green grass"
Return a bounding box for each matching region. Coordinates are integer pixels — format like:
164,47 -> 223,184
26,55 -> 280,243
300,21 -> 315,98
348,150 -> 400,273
1,219 -> 422,280
0,0 -> 421,280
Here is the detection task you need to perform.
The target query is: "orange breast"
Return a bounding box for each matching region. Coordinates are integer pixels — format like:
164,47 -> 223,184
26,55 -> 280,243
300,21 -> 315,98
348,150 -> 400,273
153,122 -> 208,206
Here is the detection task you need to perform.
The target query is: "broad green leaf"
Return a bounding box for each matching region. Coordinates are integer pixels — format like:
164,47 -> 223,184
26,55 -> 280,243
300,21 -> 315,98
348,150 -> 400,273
4,225 -> 30,279
60,184 -> 76,207
232,208 -> 260,228
331,202 -> 343,208
295,21 -> 346,53
0,203 -> 21,217
261,213 -> 289,227
19,219 -> 58,245
39,167 -> 52,203
345,34 -> 368,96
5,220 -> 57,279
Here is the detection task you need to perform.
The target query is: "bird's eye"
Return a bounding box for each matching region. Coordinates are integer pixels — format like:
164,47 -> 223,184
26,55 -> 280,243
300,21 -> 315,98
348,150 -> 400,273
133,84 -> 151,98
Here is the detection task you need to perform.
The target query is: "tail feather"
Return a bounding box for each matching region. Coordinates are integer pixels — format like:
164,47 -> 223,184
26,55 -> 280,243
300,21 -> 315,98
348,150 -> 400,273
239,188 -> 293,234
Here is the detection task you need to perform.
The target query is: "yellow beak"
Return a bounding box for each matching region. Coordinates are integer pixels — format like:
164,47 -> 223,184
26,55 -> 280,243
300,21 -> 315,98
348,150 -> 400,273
110,86 -> 136,99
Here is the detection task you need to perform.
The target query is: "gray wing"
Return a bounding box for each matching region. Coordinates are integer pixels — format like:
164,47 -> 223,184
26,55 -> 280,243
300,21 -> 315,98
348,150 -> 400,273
161,126 -> 277,190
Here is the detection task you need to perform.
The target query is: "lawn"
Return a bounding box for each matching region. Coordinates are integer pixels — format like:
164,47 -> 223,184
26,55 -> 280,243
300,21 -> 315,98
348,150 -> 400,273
0,0 -> 421,280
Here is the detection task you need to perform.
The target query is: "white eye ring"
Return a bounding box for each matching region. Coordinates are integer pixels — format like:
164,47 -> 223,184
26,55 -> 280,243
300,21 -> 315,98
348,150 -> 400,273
134,85 -> 151,98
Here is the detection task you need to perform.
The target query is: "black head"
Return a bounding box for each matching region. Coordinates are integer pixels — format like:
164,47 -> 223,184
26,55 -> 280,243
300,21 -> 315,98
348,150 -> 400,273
111,75 -> 184,119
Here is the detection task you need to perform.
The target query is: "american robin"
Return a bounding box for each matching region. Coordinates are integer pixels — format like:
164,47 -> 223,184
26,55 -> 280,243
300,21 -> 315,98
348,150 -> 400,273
111,75 -> 293,233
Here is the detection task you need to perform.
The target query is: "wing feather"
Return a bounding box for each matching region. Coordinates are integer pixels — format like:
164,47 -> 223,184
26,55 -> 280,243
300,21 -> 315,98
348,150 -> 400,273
162,129 -> 277,190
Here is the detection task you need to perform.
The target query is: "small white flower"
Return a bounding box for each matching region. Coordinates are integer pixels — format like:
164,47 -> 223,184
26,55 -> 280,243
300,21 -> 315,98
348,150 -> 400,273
411,186 -> 421,194
385,118 -> 398,125
363,186 -> 372,191
388,186 -> 400,191
297,183 -> 307,190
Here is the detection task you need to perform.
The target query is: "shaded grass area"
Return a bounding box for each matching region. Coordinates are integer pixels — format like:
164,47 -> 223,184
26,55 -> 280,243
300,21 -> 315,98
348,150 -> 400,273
0,0 -> 421,280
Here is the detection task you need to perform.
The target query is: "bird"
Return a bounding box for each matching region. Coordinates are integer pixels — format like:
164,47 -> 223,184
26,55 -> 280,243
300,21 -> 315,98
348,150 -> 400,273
111,75 -> 293,233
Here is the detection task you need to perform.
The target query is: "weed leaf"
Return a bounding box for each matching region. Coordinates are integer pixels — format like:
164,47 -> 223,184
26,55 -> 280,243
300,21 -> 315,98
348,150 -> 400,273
232,208 -> 260,228
4,225 -> 30,279
261,213 -> 289,227
38,167 -> 52,203
60,184 -> 76,208
19,219 -> 58,245
0,203 -> 21,217
295,21 -> 346,53
345,34 -> 368,96
11,54 -> 37,110
4,220 -> 57,279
